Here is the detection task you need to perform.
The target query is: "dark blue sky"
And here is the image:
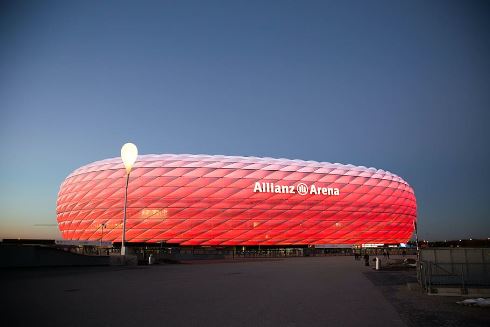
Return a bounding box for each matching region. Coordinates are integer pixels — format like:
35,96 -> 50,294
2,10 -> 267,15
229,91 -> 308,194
1,0 -> 489,240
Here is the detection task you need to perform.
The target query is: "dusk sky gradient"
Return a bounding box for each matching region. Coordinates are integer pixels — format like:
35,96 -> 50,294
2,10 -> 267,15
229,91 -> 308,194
1,0 -> 489,240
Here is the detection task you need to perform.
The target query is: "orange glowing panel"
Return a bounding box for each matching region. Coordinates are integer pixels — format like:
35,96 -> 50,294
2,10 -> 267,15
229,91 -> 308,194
56,154 -> 417,245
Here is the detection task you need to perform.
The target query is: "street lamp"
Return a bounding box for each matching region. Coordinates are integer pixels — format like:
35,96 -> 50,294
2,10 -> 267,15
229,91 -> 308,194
100,223 -> 106,247
121,142 -> 138,256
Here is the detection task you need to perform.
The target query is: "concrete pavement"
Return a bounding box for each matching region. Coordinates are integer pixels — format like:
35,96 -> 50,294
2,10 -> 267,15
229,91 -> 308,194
1,256 -> 405,327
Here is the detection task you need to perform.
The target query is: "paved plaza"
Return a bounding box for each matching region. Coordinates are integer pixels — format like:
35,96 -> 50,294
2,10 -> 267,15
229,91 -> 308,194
1,256 -> 488,326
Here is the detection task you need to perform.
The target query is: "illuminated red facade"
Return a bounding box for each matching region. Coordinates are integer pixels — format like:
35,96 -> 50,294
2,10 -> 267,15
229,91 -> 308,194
57,154 -> 417,245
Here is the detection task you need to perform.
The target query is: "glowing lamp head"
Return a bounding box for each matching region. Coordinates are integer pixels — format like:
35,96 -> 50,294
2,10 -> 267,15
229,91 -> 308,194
121,143 -> 138,173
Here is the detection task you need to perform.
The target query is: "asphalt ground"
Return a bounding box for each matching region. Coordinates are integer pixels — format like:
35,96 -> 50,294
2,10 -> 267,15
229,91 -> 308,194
364,270 -> 490,327
1,256 -> 488,327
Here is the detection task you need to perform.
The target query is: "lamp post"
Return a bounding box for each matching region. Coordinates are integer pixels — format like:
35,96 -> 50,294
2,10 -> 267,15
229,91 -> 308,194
100,223 -> 106,247
120,143 -> 138,256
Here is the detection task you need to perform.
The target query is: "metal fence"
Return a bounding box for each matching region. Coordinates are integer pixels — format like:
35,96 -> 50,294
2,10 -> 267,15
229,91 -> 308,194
418,248 -> 490,292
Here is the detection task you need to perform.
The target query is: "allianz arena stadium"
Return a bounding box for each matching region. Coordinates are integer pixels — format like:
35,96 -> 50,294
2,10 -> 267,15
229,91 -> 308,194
56,154 -> 417,246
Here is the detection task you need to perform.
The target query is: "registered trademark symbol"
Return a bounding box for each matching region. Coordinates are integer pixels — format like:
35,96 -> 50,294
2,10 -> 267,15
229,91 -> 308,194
296,183 -> 308,195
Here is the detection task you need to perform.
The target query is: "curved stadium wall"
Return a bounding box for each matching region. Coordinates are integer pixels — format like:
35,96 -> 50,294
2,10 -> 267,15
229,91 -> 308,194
56,154 -> 417,246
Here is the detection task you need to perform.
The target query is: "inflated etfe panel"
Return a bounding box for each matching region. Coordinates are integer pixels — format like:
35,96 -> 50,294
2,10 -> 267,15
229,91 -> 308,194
57,154 -> 416,245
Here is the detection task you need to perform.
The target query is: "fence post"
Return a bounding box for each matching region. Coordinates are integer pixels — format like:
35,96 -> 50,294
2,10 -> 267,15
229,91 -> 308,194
428,262 -> 432,292
461,263 -> 466,294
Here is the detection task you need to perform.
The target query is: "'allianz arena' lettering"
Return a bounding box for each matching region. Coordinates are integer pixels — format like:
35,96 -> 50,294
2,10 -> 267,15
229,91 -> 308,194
56,154 -> 417,246
253,182 -> 340,196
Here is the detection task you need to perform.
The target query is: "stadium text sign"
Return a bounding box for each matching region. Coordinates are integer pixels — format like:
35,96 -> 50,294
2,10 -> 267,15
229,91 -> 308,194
253,182 -> 340,196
